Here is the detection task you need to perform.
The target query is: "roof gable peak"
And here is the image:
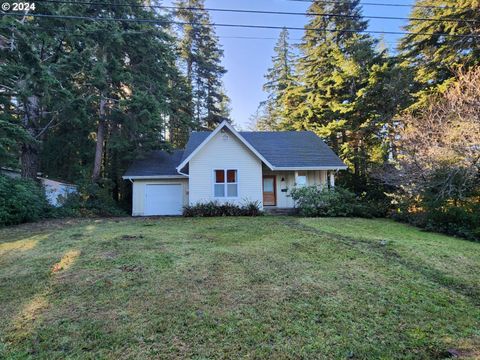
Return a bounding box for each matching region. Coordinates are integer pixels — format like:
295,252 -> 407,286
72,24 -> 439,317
176,121 -> 275,172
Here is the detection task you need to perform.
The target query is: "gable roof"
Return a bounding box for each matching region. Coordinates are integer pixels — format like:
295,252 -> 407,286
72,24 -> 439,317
180,131 -> 211,165
123,150 -> 186,179
180,130 -> 347,170
176,120 -> 275,172
124,122 -> 347,179
242,131 -> 346,169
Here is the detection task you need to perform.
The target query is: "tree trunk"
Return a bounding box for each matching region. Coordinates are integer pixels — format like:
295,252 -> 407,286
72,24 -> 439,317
21,96 -> 41,179
187,57 -> 193,84
92,97 -> 106,181
353,144 -> 360,177
388,122 -> 398,161
21,143 -> 40,179
111,147 -> 119,202
330,133 -> 339,153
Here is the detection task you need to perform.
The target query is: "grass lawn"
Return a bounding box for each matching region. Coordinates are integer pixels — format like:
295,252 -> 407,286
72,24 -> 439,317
0,217 -> 479,359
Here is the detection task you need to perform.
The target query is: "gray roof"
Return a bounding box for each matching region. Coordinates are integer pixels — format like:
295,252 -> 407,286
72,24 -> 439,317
180,131 -> 346,168
180,132 -> 210,164
125,131 -> 346,177
242,131 -> 345,168
124,150 -> 185,177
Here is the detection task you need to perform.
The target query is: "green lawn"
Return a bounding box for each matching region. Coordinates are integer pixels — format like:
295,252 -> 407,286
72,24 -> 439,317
0,217 -> 479,359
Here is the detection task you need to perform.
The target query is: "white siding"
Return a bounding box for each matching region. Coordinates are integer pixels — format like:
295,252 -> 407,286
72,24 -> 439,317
189,128 -> 263,207
132,178 -> 189,216
41,178 -> 77,207
263,169 -> 329,208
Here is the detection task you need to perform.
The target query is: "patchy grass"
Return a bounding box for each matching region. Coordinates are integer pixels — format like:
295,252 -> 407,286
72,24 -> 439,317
0,217 -> 479,359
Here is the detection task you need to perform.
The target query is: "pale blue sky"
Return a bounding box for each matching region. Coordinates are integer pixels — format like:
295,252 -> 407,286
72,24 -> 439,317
169,0 -> 412,128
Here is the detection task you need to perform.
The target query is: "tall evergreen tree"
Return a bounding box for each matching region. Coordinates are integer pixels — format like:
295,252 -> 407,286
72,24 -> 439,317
257,28 -> 296,130
286,1 -> 378,171
282,0 -> 410,189
0,3 -> 74,178
400,0 -> 480,106
55,1 -> 188,194
1,1 -> 193,206
175,0 -> 229,128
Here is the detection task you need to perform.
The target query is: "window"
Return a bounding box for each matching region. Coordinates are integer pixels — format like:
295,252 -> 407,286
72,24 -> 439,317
296,172 -> 307,187
214,170 -> 238,198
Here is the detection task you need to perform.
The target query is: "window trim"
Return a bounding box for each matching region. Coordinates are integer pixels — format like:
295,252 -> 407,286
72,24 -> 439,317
213,169 -> 239,199
295,171 -> 308,187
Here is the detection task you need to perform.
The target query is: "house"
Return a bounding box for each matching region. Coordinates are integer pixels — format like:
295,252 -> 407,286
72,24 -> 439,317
122,121 -> 347,216
1,167 -> 77,207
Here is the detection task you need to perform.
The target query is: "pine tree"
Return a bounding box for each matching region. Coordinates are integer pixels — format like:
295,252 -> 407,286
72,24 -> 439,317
175,0 -> 229,128
289,1 -> 378,167
167,75 -> 195,149
0,2 -> 74,178
201,28 -> 229,128
281,0 -> 411,189
257,28 -> 296,130
20,1 -> 192,198
400,0 -> 480,105
51,2 -> 179,185
0,0 -> 203,204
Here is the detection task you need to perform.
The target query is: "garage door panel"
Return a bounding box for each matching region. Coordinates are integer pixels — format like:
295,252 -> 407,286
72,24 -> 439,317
145,184 -> 183,216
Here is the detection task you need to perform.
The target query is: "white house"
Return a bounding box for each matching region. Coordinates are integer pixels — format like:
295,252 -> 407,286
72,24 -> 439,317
123,121 -> 347,216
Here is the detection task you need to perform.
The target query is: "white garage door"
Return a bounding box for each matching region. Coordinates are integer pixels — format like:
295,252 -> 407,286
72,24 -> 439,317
145,184 -> 183,216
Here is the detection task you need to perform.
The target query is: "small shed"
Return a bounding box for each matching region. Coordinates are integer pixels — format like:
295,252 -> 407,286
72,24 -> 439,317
1,167 -> 77,207
39,177 -> 77,207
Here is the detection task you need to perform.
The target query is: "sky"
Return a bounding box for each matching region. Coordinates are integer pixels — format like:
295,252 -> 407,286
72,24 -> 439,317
170,0 -> 413,129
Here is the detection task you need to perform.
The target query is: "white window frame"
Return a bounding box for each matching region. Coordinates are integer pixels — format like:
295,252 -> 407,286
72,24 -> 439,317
295,171 -> 308,187
213,169 -> 239,199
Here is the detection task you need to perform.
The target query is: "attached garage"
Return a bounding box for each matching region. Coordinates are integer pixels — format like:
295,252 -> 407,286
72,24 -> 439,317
129,179 -> 188,217
144,184 -> 183,216
122,150 -> 189,216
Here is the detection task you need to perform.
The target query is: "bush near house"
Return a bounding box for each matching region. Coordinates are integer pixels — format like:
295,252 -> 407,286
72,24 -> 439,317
393,199 -> 480,242
290,186 -> 386,218
0,175 -> 50,226
183,201 -> 263,217
0,176 -> 126,226
57,180 -> 127,218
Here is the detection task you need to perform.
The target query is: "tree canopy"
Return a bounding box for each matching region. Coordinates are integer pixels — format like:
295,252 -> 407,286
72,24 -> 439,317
0,0 -> 229,206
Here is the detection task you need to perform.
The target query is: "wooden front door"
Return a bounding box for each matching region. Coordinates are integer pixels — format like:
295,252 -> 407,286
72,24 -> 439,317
263,176 -> 276,206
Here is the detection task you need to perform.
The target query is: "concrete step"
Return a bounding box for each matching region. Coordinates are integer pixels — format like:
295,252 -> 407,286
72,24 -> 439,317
264,208 -> 298,216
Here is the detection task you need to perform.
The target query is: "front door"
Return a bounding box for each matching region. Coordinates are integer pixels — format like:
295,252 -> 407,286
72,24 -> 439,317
263,176 -> 276,206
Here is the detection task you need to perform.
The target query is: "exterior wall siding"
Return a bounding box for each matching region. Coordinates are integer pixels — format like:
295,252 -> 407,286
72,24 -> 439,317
132,178 -> 189,216
189,129 -> 263,207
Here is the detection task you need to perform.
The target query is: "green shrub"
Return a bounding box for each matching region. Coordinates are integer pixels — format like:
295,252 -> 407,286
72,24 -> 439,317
57,180 -> 126,218
393,203 -> 480,242
290,186 -> 383,218
0,175 -> 51,226
183,201 -> 263,217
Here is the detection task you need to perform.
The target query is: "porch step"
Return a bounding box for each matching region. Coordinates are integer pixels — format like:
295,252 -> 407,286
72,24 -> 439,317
264,208 -> 298,216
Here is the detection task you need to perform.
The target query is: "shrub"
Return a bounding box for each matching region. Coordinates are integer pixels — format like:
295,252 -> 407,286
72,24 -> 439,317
183,201 -> 263,217
392,202 -> 480,242
56,180 -> 126,218
0,175 -> 51,226
290,186 -> 383,218
389,167 -> 480,242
